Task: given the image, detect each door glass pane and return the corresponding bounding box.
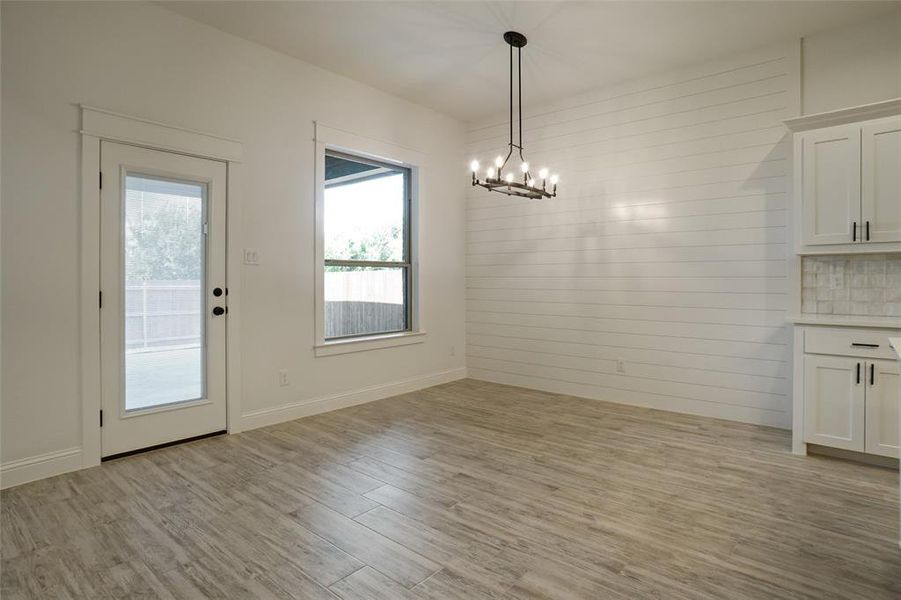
[124,174,206,411]
[324,266,407,338]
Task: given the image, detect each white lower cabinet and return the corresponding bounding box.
[803,355,866,451]
[864,359,900,458]
[799,327,901,459]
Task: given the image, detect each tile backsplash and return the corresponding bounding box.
[801,254,901,317]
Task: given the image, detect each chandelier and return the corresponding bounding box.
[470,31,557,200]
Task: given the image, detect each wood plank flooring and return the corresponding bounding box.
[2,379,899,598]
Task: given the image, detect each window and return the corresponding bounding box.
[323,150,412,340]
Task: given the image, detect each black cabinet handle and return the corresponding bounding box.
[870,363,875,386]
[852,222,857,241]
[865,221,870,241]
[856,362,861,384]
[851,342,880,348]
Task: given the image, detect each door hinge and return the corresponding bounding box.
[99,172,103,190]
[100,410,103,427]
[99,290,103,308]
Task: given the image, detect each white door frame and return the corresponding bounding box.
[79,106,243,468]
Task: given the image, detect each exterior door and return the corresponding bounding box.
[865,359,900,458]
[861,117,901,243]
[100,142,227,457]
[802,124,861,246]
[803,355,865,451]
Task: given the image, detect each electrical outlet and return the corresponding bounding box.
[616,359,626,373]
[278,369,289,386]
[244,248,260,265]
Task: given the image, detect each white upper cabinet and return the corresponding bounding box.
[802,124,861,246]
[788,100,901,252]
[861,117,901,244]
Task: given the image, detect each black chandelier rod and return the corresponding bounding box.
[503,41,525,172]
[509,41,513,156]
[518,41,523,162]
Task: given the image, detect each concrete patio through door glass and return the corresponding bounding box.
[125,346,202,410]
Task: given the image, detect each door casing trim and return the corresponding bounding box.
[80,106,244,469]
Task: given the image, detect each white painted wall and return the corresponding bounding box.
[465,43,800,428]
[0,2,466,477]
[802,8,901,115]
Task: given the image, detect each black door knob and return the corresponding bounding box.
[212,306,225,316]
[213,287,223,297]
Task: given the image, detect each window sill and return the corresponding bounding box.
[314,331,426,357]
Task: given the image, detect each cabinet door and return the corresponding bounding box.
[803,355,865,451]
[865,359,900,458]
[861,117,901,243]
[802,124,861,246]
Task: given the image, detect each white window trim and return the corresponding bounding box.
[313,122,425,357]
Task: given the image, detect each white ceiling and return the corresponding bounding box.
[160,1,900,122]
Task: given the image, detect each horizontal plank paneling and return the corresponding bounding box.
[465,323,787,362]
[466,334,789,378]
[469,56,789,138]
[466,368,790,428]
[465,43,799,428]
[467,262,787,278]
[466,346,786,393]
[467,191,787,224]
[467,226,787,253]
[465,300,788,327]
[465,311,787,344]
[466,276,788,294]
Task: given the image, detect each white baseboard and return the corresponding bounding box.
[238,367,468,432]
[0,447,84,490]
[0,369,466,489]
[467,370,791,430]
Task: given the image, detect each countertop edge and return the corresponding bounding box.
[889,338,901,359]
[786,315,901,329]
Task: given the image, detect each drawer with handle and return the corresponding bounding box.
[804,328,898,360]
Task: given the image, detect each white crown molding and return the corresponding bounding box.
[784,98,901,132]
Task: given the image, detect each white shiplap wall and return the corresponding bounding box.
[465,43,800,428]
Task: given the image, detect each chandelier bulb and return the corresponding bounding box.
[487,167,496,179]
[470,160,479,173]
[520,162,529,174]
[495,156,504,168]
[505,173,514,183]
[550,174,559,185]
[538,168,549,180]
[528,178,536,187]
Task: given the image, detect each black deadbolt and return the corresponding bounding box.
[213,287,223,297]
[212,306,225,316]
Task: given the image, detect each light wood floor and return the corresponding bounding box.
[2,379,899,599]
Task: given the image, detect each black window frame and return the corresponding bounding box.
[323,149,412,341]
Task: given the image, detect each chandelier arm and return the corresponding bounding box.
[501,146,514,173]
